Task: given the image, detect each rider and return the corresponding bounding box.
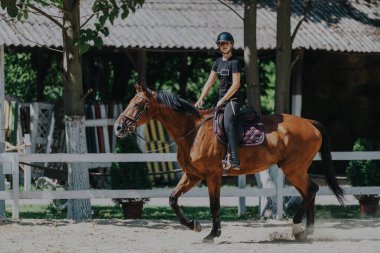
[195,32,243,170]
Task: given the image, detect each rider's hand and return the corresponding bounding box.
[216,98,225,108]
[194,99,203,108]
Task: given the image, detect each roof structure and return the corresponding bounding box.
[0,0,379,53]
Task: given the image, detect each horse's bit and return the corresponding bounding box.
[119,94,150,134]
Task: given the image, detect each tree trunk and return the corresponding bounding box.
[0,45,6,216]
[275,0,292,114]
[274,0,292,219]
[245,0,276,218]
[244,0,262,115]
[63,0,84,116]
[65,116,92,219]
[63,0,92,220]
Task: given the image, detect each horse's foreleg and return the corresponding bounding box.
[169,173,202,231]
[203,175,222,243]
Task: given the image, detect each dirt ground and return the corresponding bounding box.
[0,218,379,253]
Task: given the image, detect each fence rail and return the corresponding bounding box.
[1,152,380,219]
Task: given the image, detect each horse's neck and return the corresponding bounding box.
[154,108,198,144]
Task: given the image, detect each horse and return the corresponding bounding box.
[114,83,344,243]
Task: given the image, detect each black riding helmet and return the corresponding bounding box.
[216,32,234,45]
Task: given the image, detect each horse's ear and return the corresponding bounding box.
[134,83,152,98]
[134,83,143,93]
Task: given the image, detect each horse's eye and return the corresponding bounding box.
[134,104,140,108]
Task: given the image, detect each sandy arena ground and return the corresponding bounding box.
[0,218,379,253]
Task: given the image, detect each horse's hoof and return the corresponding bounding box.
[202,234,215,244]
[305,225,314,235]
[293,223,307,240]
[193,220,202,232]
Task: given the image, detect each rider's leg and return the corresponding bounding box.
[223,100,240,170]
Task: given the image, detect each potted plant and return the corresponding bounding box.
[346,138,380,215]
[111,135,151,219]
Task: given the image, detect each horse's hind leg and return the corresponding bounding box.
[291,177,319,237]
[169,173,202,231]
[282,162,319,239]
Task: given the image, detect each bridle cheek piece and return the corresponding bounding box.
[119,95,150,134]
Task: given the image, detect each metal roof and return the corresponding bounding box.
[0,0,379,53]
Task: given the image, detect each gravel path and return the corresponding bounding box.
[0,218,379,253]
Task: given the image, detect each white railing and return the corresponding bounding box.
[1,152,380,219]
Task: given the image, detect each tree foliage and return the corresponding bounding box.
[5,51,62,102]
[1,0,144,54]
[5,52,37,101]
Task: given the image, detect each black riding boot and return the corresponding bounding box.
[226,130,240,170]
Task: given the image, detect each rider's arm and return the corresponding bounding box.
[195,71,218,108]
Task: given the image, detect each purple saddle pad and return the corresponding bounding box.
[213,109,265,146]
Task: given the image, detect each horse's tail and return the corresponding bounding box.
[312,121,345,205]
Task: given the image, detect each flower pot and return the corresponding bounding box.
[121,201,144,219]
[359,198,379,216]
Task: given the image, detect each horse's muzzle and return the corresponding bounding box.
[114,121,136,138]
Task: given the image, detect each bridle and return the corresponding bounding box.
[119,94,150,134]
[117,93,216,153]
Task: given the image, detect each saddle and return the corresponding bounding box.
[213,107,265,146]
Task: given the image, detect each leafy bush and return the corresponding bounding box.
[110,135,151,204]
[346,138,380,199]
[5,52,37,101]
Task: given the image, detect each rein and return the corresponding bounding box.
[136,111,215,153]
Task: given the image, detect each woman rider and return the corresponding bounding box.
[195,32,243,171]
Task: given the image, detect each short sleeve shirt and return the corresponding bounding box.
[212,56,242,100]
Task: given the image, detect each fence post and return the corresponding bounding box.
[238,175,246,215]
[11,153,20,219]
[276,169,284,220]
[23,134,31,191]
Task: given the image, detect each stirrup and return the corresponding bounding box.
[222,154,240,171]
[222,154,231,171]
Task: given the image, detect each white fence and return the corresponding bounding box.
[1,152,380,219]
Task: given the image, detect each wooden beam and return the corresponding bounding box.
[137,49,147,85]
[125,50,138,70]
[291,49,304,116]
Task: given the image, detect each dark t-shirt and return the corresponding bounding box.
[212,56,242,100]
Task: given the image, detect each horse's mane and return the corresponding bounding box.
[156,90,201,117]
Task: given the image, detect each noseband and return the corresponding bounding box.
[119,95,150,134]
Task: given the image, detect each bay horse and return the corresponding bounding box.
[114,84,344,243]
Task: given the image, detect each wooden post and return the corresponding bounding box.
[11,153,20,219]
[0,45,6,216]
[23,134,32,191]
[275,165,284,220]
[137,49,147,85]
[238,175,246,215]
[291,49,304,117]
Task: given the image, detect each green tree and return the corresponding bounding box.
[4,52,37,101]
